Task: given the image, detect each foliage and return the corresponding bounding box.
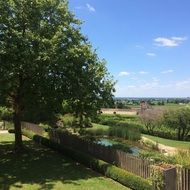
[86,123,109,136]
[58,114,78,128]
[95,114,139,123]
[163,107,190,140]
[141,138,159,151]
[150,166,165,190]
[58,113,93,129]
[86,122,141,141]
[171,149,190,169]
[139,108,165,135]
[0,0,114,150]
[22,130,152,190]
[0,107,13,121]
[39,123,51,132]
[92,114,141,141]
[108,122,140,141]
[139,150,169,163]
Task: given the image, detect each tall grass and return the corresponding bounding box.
[86,122,141,141]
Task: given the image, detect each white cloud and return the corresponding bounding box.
[140,82,158,89]
[152,77,159,82]
[75,3,96,12]
[118,71,130,77]
[127,85,136,88]
[135,45,144,49]
[115,78,190,97]
[130,77,138,80]
[154,36,187,47]
[161,70,174,74]
[86,3,95,12]
[139,71,149,74]
[146,52,156,57]
[176,79,190,88]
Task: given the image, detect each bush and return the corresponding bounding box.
[58,114,77,128]
[39,123,51,132]
[22,130,152,190]
[8,129,15,133]
[0,107,13,121]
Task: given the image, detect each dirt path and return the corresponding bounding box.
[142,136,177,155]
[0,130,8,134]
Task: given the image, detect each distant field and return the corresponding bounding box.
[101,104,187,115]
[101,109,137,115]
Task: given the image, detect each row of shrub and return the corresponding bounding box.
[86,122,141,141]
[93,115,141,141]
[140,126,177,140]
[22,129,152,190]
[95,114,139,124]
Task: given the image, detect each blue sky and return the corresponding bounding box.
[69,0,190,97]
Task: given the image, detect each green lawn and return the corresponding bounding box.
[143,134,190,149]
[0,133,130,190]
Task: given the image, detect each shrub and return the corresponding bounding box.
[39,123,51,132]
[22,130,152,190]
[93,114,141,141]
[8,129,15,133]
[58,114,78,128]
[171,150,190,169]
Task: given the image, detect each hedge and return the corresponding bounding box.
[22,129,152,190]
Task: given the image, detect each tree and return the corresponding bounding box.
[163,108,190,140]
[0,0,115,151]
[139,108,164,135]
[0,106,13,129]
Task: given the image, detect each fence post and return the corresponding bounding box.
[163,166,177,190]
[152,164,177,190]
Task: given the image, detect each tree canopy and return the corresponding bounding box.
[0,0,115,151]
[163,107,190,140]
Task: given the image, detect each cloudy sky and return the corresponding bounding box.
[69,0,190,97]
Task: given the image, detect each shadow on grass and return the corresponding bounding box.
[0,139,103,190]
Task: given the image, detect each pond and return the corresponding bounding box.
[97,138,141,156]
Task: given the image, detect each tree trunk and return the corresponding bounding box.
[13,102,23,152]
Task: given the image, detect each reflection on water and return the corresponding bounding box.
[97,138,140,156]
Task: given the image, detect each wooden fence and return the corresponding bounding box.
[48,129,153,179]
[177,167,190,190]
[21,121,44,136]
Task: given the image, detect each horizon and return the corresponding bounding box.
[69,0,190,97]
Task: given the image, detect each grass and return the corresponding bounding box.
[143,134,190,149]
[0,133,130,190]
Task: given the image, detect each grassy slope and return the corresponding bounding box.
[0,133,129,190]
[143,134,190,149]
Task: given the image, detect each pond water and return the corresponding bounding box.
[97,138,118,147]
[97,138,141,156]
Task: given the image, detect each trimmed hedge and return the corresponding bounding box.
[22,129,152,190]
